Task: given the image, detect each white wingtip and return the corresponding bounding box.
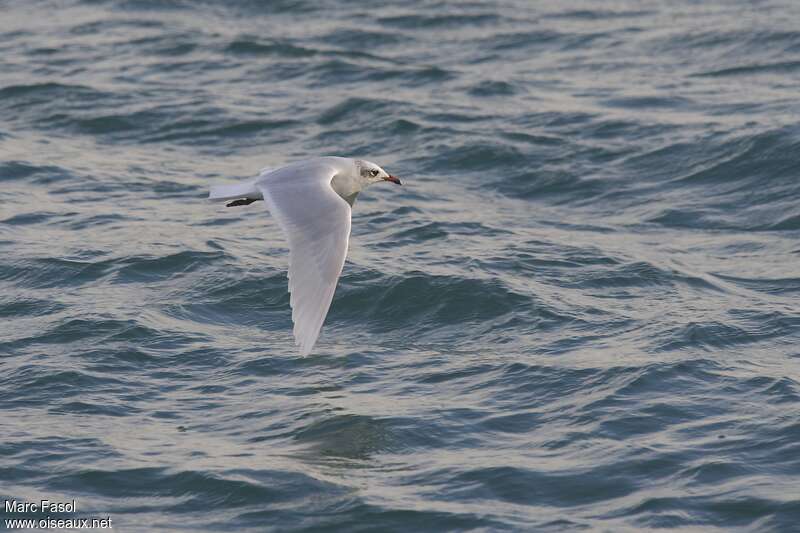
[254,159,352,358]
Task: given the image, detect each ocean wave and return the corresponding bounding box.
[3,0,800,530]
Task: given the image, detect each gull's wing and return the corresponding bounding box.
[255,161,351,355]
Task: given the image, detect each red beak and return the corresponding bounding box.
[384,174,402,185]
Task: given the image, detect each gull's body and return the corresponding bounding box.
[209,157,400,355]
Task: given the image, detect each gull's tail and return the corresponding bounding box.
[208,178,262,202]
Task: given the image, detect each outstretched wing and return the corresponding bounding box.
[256,161,352,355]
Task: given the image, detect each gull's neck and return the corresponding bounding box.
[328,158,362,206]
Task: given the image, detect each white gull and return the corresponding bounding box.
[209,156,401,355]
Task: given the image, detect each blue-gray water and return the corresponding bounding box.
[2,0,800,531]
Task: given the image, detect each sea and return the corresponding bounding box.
[1,0,799,531]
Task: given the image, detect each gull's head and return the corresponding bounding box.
[356,159,401,187]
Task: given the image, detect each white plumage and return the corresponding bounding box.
[209,157,401,355]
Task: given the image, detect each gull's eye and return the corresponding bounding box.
[370,169,379,177]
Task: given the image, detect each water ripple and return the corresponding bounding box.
[2,0,800,530]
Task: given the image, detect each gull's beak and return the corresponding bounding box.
[384,174,402,185]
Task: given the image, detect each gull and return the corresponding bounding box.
[209,157,401,355]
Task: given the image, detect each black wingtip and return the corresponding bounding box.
[226,198,260,207]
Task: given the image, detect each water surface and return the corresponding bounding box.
[2,0,800,531]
